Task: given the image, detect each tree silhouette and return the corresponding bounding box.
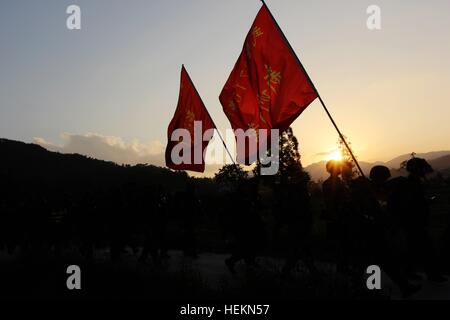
[337,135,357,181]
[253,127,309,184]
[400,152,417,170]
[214,164,248,192]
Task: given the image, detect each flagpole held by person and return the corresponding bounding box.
[260,0,365,178]
[220,1,365,177]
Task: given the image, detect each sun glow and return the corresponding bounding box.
[327,150,343,161]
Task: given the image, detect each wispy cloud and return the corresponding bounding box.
[314,149,339,157]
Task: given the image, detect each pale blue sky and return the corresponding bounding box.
[1,0,450,167]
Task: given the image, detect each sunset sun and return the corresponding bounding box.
[327,150,343,161]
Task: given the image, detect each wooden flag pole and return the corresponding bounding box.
[260,0,366,178]
[182,65,236,166]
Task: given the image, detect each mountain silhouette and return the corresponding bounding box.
[0,138,189,191]
[384,151,450,169]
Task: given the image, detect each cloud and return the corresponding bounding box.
[34,133,165,167]
[314,149,339,157]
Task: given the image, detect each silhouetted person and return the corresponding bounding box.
[109,188,127,262]
[225,180,265,274]
[443,215,450,275]
[340,161,375,269]
[361,166,422,297]
[155,186,170,259]
[139,186,170,264]
[76,192,98,261]
[48,191,71,258]
[322,160,352,272]
[26,194,51,255]
[278,177,315,277]
[179,181,201,258]
[387,157,446,282]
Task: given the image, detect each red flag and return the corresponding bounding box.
[165,66,215,173]
[219,4,318,145]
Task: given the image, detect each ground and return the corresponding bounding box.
[0,248,448,300]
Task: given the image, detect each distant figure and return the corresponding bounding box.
[138,187,158,264]
[180,180,201,258]
[109,188,127,262]
[322,160,352,272]
[322,160,351,220]
[341,160,356,184]
[225,180,265,274]
[387,157,446,282]
[443,216,450,275]
[278,177,315,277]
[139,185,170,264]
[155,185,170,259]
[72,192,93,261]
[369,166,391,205]
[363,166,422,297]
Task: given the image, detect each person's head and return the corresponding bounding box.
[370,165,391,186]
[341,161,354,181]
[406,157,433,178]
[326,160,342,177]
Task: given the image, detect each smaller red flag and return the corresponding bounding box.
[165,66,215,173]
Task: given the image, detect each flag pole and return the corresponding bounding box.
[182,65,236,165]
[260,0,366,178]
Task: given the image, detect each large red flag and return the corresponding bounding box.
[219,3,318,158]
[165,66,215,173]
